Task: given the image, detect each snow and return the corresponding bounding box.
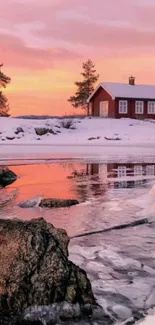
[1,117,155,160]
[88,82,155,101]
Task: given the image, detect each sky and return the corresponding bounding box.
[1,0,155,116]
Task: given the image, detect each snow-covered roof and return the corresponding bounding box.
[87,82,155,101]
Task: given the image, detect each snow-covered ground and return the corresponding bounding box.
[0,116,155,146]
[1,117,155,160]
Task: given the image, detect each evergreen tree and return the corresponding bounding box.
[0,64,11,117]
[68,59,99,115]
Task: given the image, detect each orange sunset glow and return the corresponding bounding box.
[1,0,155,116]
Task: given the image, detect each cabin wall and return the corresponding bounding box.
[90,86,155,119]
[115,99,155,119]
[90,87,115,117]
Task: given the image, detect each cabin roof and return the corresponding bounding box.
[87,82,155,101]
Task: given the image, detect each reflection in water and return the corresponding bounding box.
[1,162,155,205]
[0,161,155,236]
[107,162,155,188]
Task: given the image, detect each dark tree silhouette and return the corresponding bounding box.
[68,59,99,116]
[0,64,11,117]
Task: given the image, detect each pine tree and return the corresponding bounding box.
[68,59,99,115]
[0,64,11,117]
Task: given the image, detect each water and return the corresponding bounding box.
[1,158,155,323]
[0,160,155,234]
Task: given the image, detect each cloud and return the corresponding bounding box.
[1,0,155,56]
[33,19,155,54]
[0,33,81,69]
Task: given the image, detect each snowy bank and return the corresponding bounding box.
[1,117,155,159]
[0,116,155,145]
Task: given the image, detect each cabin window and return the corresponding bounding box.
[148,101,155,114]
[119,100,128,114]
[117,166,126,178]
[146,165,155,176]
[134,165,143,176]
[135,101,144,114]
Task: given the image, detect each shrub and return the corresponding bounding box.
[60,118,75,129]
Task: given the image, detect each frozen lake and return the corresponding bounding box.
[1,154,155,324]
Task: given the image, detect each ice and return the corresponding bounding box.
[129,185,155,218]
[97,249,141,270]
[69,244,103,260]
[137,313,155,325]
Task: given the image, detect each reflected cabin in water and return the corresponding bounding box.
[107,163,155,188]
[71,163,155,191]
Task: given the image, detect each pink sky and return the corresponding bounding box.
[1,0,155,116]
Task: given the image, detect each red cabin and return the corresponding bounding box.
[87,77,155,119]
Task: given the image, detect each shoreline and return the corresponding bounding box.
[1,143,155,162]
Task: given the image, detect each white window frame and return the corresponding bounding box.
[117,166,126,178]
[119,100,128,114]
[134,165,143,176]
[148,101,155,114]
[135,101,144,114]
[146,165,155,176]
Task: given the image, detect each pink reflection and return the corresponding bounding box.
[7,163,85,202]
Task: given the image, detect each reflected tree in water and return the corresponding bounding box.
[68,163,108,200]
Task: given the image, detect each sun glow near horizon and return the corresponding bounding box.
[1,0,155,116]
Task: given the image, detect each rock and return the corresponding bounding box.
[15,127,24,135]
[104,136,121,141]
[22,305,58,324]
[0,167,17,187]
[20,302,106,324]
[0,218,96,316]
[59,302,75,320]
[88,137,100,141]
[18,196,41,208]
[49,129,56,135]
[35,128,56,136]
[35,128,49,136]
[6,136,15,140]
[39,198,79,208]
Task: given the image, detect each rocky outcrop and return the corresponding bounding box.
[14,127,24,135]
[0,167,17,187]
[0,218,96,322]
[35,128,56,136]
[39,198,79,208]
[35,127,49,136]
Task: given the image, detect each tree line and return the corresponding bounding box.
[0,59,99,117]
